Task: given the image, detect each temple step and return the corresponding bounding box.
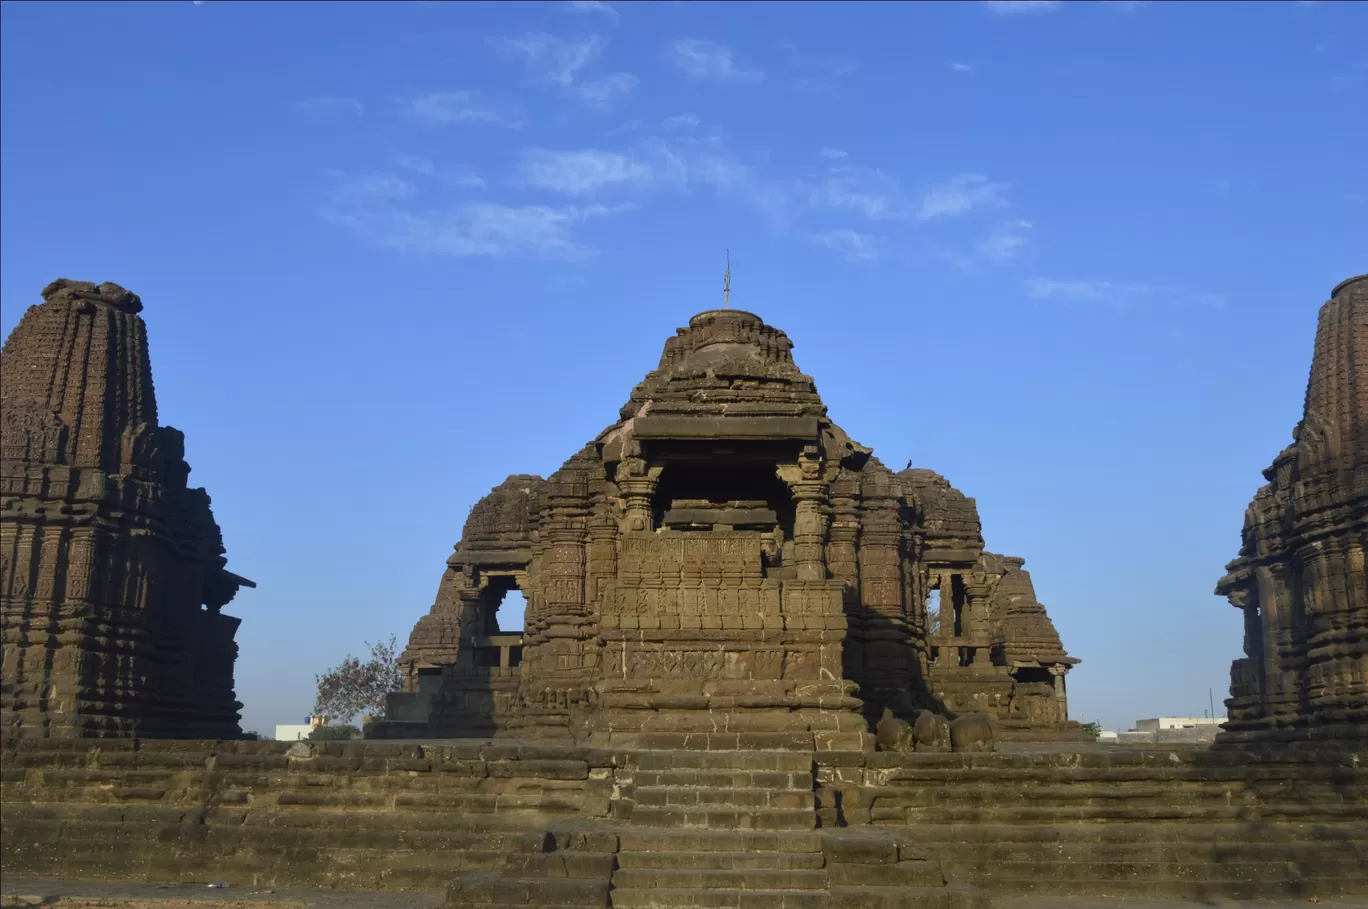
[826,885,990,909]
[628,806,817,830]
[634,788,815,810]
[827,860,946,888]
[634,770,812,789]
[636,751,814,772]
[607,887,828,909]
[611,868,828,891]
[618,831,825,854]
[615,851,826,871]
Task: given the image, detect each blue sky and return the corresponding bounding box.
[2,0,1364,735]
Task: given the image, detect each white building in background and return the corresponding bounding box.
[1134,716,1226,732]
[274,715,325,741]
[1116,715,1228,745]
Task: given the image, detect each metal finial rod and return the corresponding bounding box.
[723,249,731,309]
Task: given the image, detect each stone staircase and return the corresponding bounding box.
[866,752,1368,899]
[612,829,828,909]
[445,751,989,909]
[625,750,818,831]
[894,820,1368,899]
[609,751,827,908]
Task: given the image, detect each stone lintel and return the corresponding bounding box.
[632,415,820,441]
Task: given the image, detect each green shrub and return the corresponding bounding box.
[308,724,361,741]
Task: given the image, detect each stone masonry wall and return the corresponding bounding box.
[0,739,617,889]
[815,749,1368,898]
[2,740,1366,899]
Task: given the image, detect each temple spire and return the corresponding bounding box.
[723,249,731,309]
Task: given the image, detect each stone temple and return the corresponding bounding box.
[0,280,254,739]
[379,307,1081,745]
[1215,273,1367,749]
[3,278,1367,908]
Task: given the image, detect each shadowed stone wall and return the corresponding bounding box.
[1,280,254,739]
[386,309,1083,745]
[1,739,1364,899]
[1216,274,1368,748]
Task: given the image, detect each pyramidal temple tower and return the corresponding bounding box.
[1216,274,1368,748]
[0,280,254,739]
[380,307,1082,746]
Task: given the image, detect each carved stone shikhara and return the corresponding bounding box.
[0,280,254,739]
[1215,275,1368,748]
[381,308,1081,745]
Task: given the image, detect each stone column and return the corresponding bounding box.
[790,481,829,580]
[1049,664,1069,720]
[1254,562,1301,724]
[616,456,662,533]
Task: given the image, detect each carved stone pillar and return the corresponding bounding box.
[1049,664,1068,720]
[790,482,828,580]
[616,455,662,533]
[779,446,830,581]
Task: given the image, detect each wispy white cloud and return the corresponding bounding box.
[1026,278,1226,309]
[1026,279,1143,304]
[395,155,486,188]
[499,32,637,110]
[937,219,1033,270]
[406,91,522,127]
[519,148,653,195]
[295,96,364,117]
[975,232,1028,263]
[443,170,488,190]
[917,174,1009,220]
[327,172,417,204]
[567,0,619,20]
[327,170,621,260]
[812,229,884,262]
[662,113,700,131]
[820,147,849,159]
[514,136,777,217]
[671,39,764,84]
[808,166,907,220]
[510,134,791,224]
[570,72,639,109]
[779,40,856,94]
[374,204,615,260]
[984,0,1062,12]
[502,32,602,85]
[396,154,434,176]
[950,62,974,72]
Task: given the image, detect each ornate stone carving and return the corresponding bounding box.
[1214,274,1367,749]
[0,401,68,465]
[1,280,254,739]
[380,307,1080,747]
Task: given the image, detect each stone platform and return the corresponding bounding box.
[2,739,1366,905]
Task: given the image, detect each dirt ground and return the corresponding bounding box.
[3,878,1367,909]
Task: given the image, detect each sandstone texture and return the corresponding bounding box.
[1,738,1364,903]
[382,309,1081,745]
[0,280,254,739]
[1216,275,1368,749]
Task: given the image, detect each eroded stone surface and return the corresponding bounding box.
[381,308,1081,745]
[0,280,254,739]
[1215,275,1368,748]
[2,739,1365,900]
